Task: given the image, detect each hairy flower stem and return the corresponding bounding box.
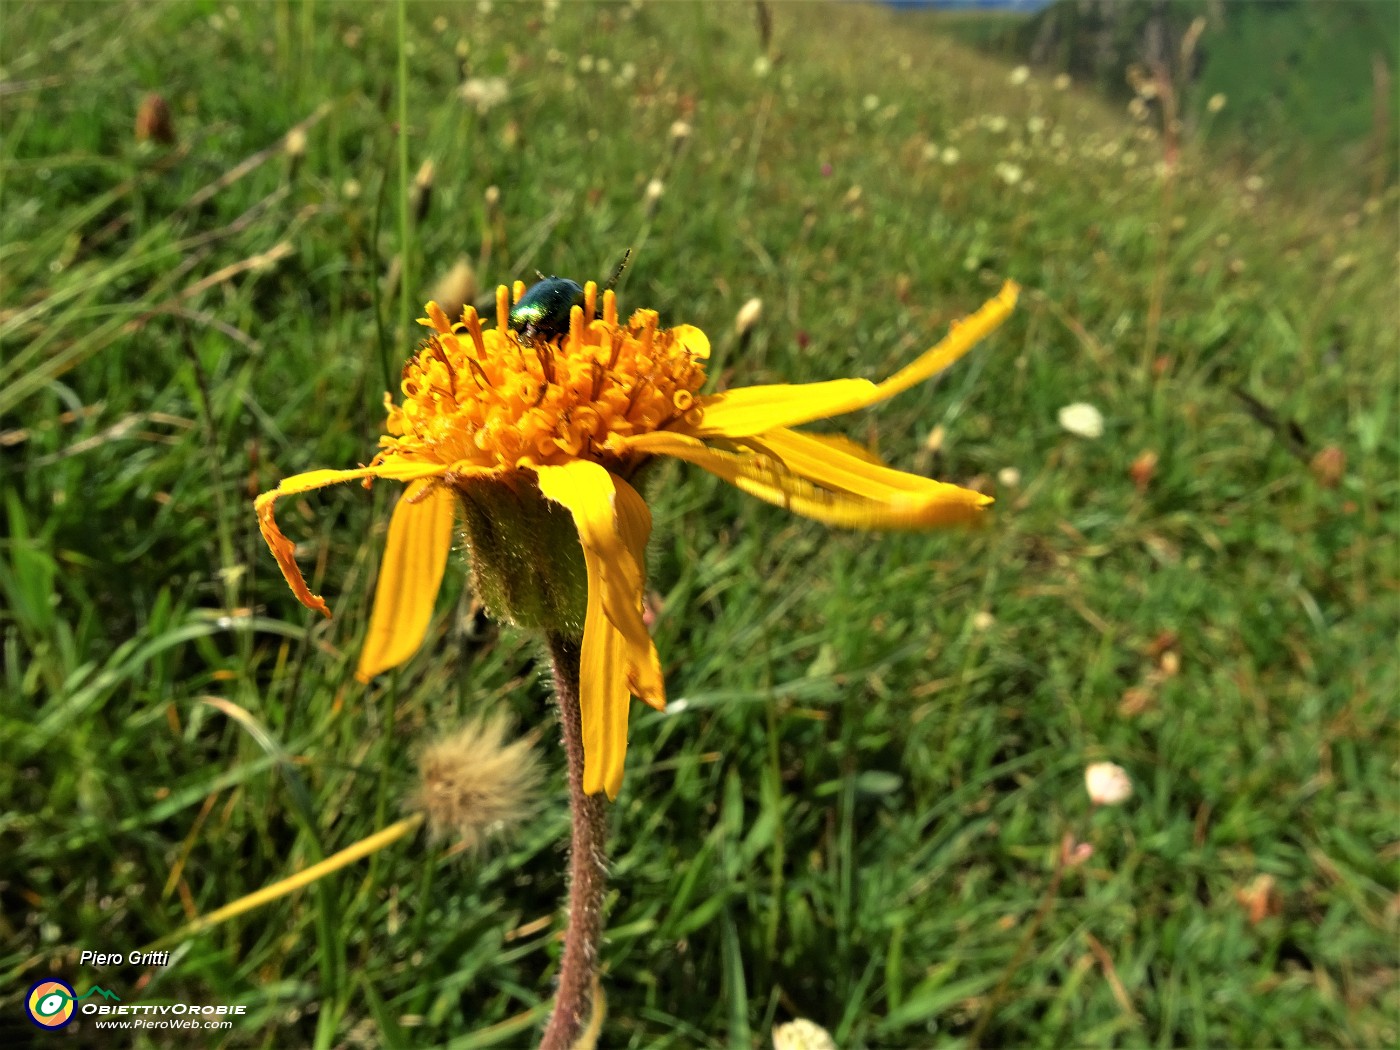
[540,635,608,1050]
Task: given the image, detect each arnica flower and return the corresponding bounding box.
[257,279,1018,799]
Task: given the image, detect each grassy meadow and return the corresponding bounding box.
[2,1,1396,1047]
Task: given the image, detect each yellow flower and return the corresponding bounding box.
[256,279,1018,799]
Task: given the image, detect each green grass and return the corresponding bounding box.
[2,1,1396,1047]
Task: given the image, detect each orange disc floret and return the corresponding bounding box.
[374,285,709,473]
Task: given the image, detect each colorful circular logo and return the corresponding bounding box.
[26,980,77,1029]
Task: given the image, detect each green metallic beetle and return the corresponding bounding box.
[508,249,631,344]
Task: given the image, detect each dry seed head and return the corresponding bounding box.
[428,256,479,321]
[734,297,763,336]
[412,158,437,224]
[135,92,176,145]
[415,158,437,191]
[644,177,665,215]
[415,715,541,849]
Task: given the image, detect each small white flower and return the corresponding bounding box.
[753,55,772,78]
[997,466,1021,488]
[1085,762,1133,806]
[1009,65,1031,86]
[995,161,1024,186]
[644,178,665,204]
[1053,73,1072,91]
[1207,92,1227,113]
[773,1019,837,1050]
[940,146,960,165]
[863,93,880,112]
[459,76,509,114]
[1058,402,1104,439]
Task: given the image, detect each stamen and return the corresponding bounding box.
[466,358,493,391]
[463,306,486,358]
[535,343,555,384]
[495,285,510,333]
[426,301,452,333]
[602,289,617,327]
[512,279,526,305]
[583,280,597,325]
[623,374,653,419]
[430,340,458,397]
[569,304,584,350]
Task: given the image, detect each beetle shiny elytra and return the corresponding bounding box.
[508,249,631,344]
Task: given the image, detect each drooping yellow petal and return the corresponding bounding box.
[575,555,630,799]
[535,461,663,798]
[355,480,457,683]
[683,281,1019,439]
[255,460,458,617]
[623,431,991,529]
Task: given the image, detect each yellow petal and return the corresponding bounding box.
[355,481,457,683]
[255,460,451,617]
[873,280,1019,402]
[683,281,1018,439]
[745,429,945,499]
[624,431,991,529]
[669,323,711,360]
[684,378,880,440]
[796,431,891,468]
[535,461,664,798]
[576,564,630,798]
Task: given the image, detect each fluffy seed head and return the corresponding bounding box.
[415,715,541,848]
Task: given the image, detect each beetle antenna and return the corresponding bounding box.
[533,270,548,282]
[604,248,632,292]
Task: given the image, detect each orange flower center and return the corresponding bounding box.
[377,284,708,472]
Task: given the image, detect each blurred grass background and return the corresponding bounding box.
[1,1,1396,1047]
